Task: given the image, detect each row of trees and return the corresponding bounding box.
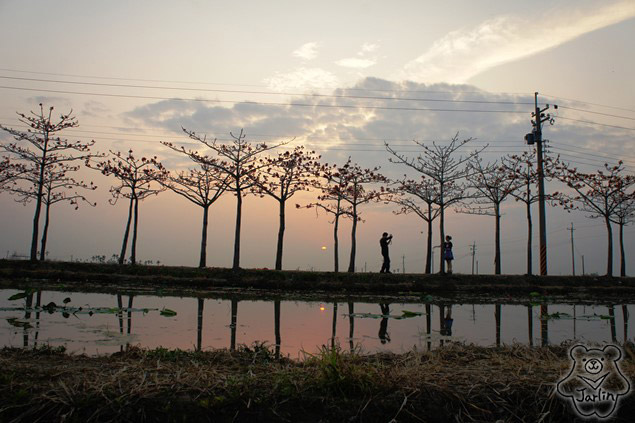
[1,105,634,275]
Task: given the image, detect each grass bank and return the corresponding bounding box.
[2,342,633,422]
[1,259,634,302]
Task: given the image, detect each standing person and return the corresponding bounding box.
[379,232,393,273]
[443,235,454,274]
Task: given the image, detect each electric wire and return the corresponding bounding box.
[0,85,529,114]
[0,75,534,106]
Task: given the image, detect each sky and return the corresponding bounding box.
[0,0,634,276]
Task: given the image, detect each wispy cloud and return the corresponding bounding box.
[293,42,319,61]
[399,0,635,84]
[336,42,379,69]
[264,67,339,91]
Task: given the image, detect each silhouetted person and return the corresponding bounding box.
[443,235,454,274]
[379,232,393,273]
[379,303,391,344]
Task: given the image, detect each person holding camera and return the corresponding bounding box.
[379,232,393,273]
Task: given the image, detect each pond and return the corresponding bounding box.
[1,289,632,357]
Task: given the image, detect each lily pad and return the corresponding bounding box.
[160,308,177,317]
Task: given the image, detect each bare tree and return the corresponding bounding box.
[501,152,539,275]
[182,128,288,270]
[87,150,165,265]
[551,160,634,276]
[0,104,95,260]
[460,157,520,275]
[388,177,441,274]
[386,134,484,273]
[160,142,231,268]
[335,158,386,273]
[302,163,353,273]
[609,179,635,277]
[255,146,322,270]
[10,162,96,260]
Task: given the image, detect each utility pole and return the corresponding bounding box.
[402,255,406,274]
[470,242,477,275]
[582,255,585,276]
[568,223,575,276]
[526,92,556,276]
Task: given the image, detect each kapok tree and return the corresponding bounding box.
[254,146,322,270]
[336,158,386,273]
[88,150,165,265]
[500,151,540,275]
[182,128,288,270]
[160,142,231,268]
[386,133,484,273]
[10,162,96,260]
[388,176,442,274]
[461,156,520,275]
[0,104,95,260]
[302,163,353,273]
[610,188,634,277]
[0,156,27,189]
[551,160,634,276]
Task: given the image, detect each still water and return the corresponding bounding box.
[1,289,632,357]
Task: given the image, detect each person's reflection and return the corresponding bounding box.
[378,303,391,344]
[440,305,453,337]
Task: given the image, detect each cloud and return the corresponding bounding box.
[122,76,633,179]
[292,42,319,61]
[336,42,379,69]
[335,57,376,69]
[399,0,635,84]
[264,67,339,91]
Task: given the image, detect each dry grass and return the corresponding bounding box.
[2,342,634,422]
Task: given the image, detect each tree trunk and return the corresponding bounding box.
[232,191,242,271]
[619,222,625,277]
[495,204,501,275]
[275,200,285,270]
[333,198,341,273]
[118,197,134,265]
[199,205,209,268]
[605,216,613,276]
[39,201,52,261]
[347,204,357,273]
[130,197,139,265]
[30,146,48,261]
[425,206,433,274]
[439,191,445,274]
[526,200,533,275]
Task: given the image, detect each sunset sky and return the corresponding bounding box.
[0,0,633,275]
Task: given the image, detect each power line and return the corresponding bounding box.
[0,85,529,114]
[0,75,535,107]
[550,146,635,167]
[557,105,635,121]
[0,67,532,96]
[556,115,635,131]
[542,93,635,114]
